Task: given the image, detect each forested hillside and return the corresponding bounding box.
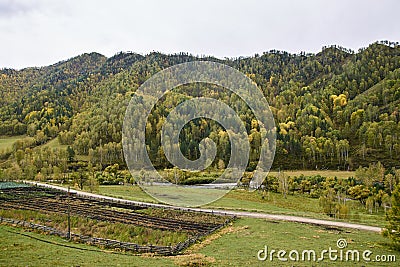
[1,40,399,177]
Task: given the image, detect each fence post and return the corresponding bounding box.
[67,186,71,240]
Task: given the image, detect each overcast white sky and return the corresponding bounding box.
[0,0,399,69]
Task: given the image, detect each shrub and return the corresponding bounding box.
[384,184,400,248]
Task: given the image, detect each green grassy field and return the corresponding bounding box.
[205,189,389,227]
[196,218,399,266]
[1,218,398,266]
[0,224,173,267]
[85,184,387,227]
[97,185,157,202]
[0,136,25,151]
[41,138,67,149]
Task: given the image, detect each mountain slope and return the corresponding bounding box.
[0,41,399,170]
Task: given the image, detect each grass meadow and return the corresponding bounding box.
[0,136,25,151]
[1,217,398,266]
[80,183,387,227]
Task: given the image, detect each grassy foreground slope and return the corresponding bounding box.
[0,225,173,267]
[197,218,399,266]
[1,218,399,266]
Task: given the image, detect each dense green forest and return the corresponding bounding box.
[1,40,400,179]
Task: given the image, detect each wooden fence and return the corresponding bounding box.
[0,216,234,255]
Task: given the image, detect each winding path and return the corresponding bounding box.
[23,181,382,232]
